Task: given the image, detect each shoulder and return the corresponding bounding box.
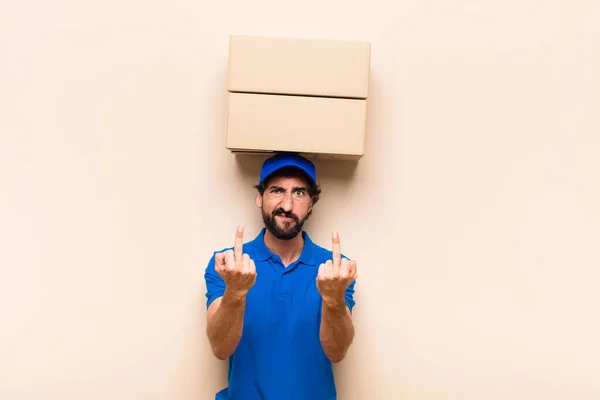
[205,246,231,264]
[309,241,352,263]
[205,239,256,267]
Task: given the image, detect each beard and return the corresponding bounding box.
[262,206,308,240]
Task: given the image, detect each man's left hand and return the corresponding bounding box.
[316,232,357,306]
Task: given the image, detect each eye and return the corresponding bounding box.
[295,190,305,196]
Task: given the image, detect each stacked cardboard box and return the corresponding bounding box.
[225,35,371,160]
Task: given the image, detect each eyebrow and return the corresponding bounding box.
[268,185,307,192]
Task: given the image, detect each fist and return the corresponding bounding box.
[316,232,357,302]
[215,225,257,295]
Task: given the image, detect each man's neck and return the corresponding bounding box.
[264,229,304,267]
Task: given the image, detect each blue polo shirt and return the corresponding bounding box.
[204,228,356,400]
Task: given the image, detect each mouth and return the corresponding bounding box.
[274,212,298,223]
[276,215,295,221]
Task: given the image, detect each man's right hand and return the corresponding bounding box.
[215,225,257,295]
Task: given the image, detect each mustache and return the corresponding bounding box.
[272,208,299,222]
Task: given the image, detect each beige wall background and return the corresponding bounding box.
[2,0,599,399]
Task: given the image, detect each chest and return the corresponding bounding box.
[243,261,322,334]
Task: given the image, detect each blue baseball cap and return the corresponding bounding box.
[259,152,317,186]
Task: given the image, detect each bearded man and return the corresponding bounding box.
[204,152,358,400]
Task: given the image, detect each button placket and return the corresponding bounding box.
[280,269,290,297]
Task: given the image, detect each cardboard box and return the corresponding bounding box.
[226,92,367,160]
[227,35,371,99]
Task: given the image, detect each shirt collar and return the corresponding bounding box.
[253,228,316,266]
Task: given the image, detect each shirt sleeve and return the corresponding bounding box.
[345,279,356,313]
[204,251,226,309]
[340,253,357,313]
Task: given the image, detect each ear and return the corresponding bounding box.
[255,193,263,208]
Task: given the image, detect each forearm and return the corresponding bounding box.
[207,289,247,360]
[319,296,354,363]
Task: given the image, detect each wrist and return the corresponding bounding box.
[321,295,346,312]
[223,287,248,305]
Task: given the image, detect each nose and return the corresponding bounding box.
[281,192,293,211]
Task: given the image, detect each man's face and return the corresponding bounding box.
[256,175,314,240]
